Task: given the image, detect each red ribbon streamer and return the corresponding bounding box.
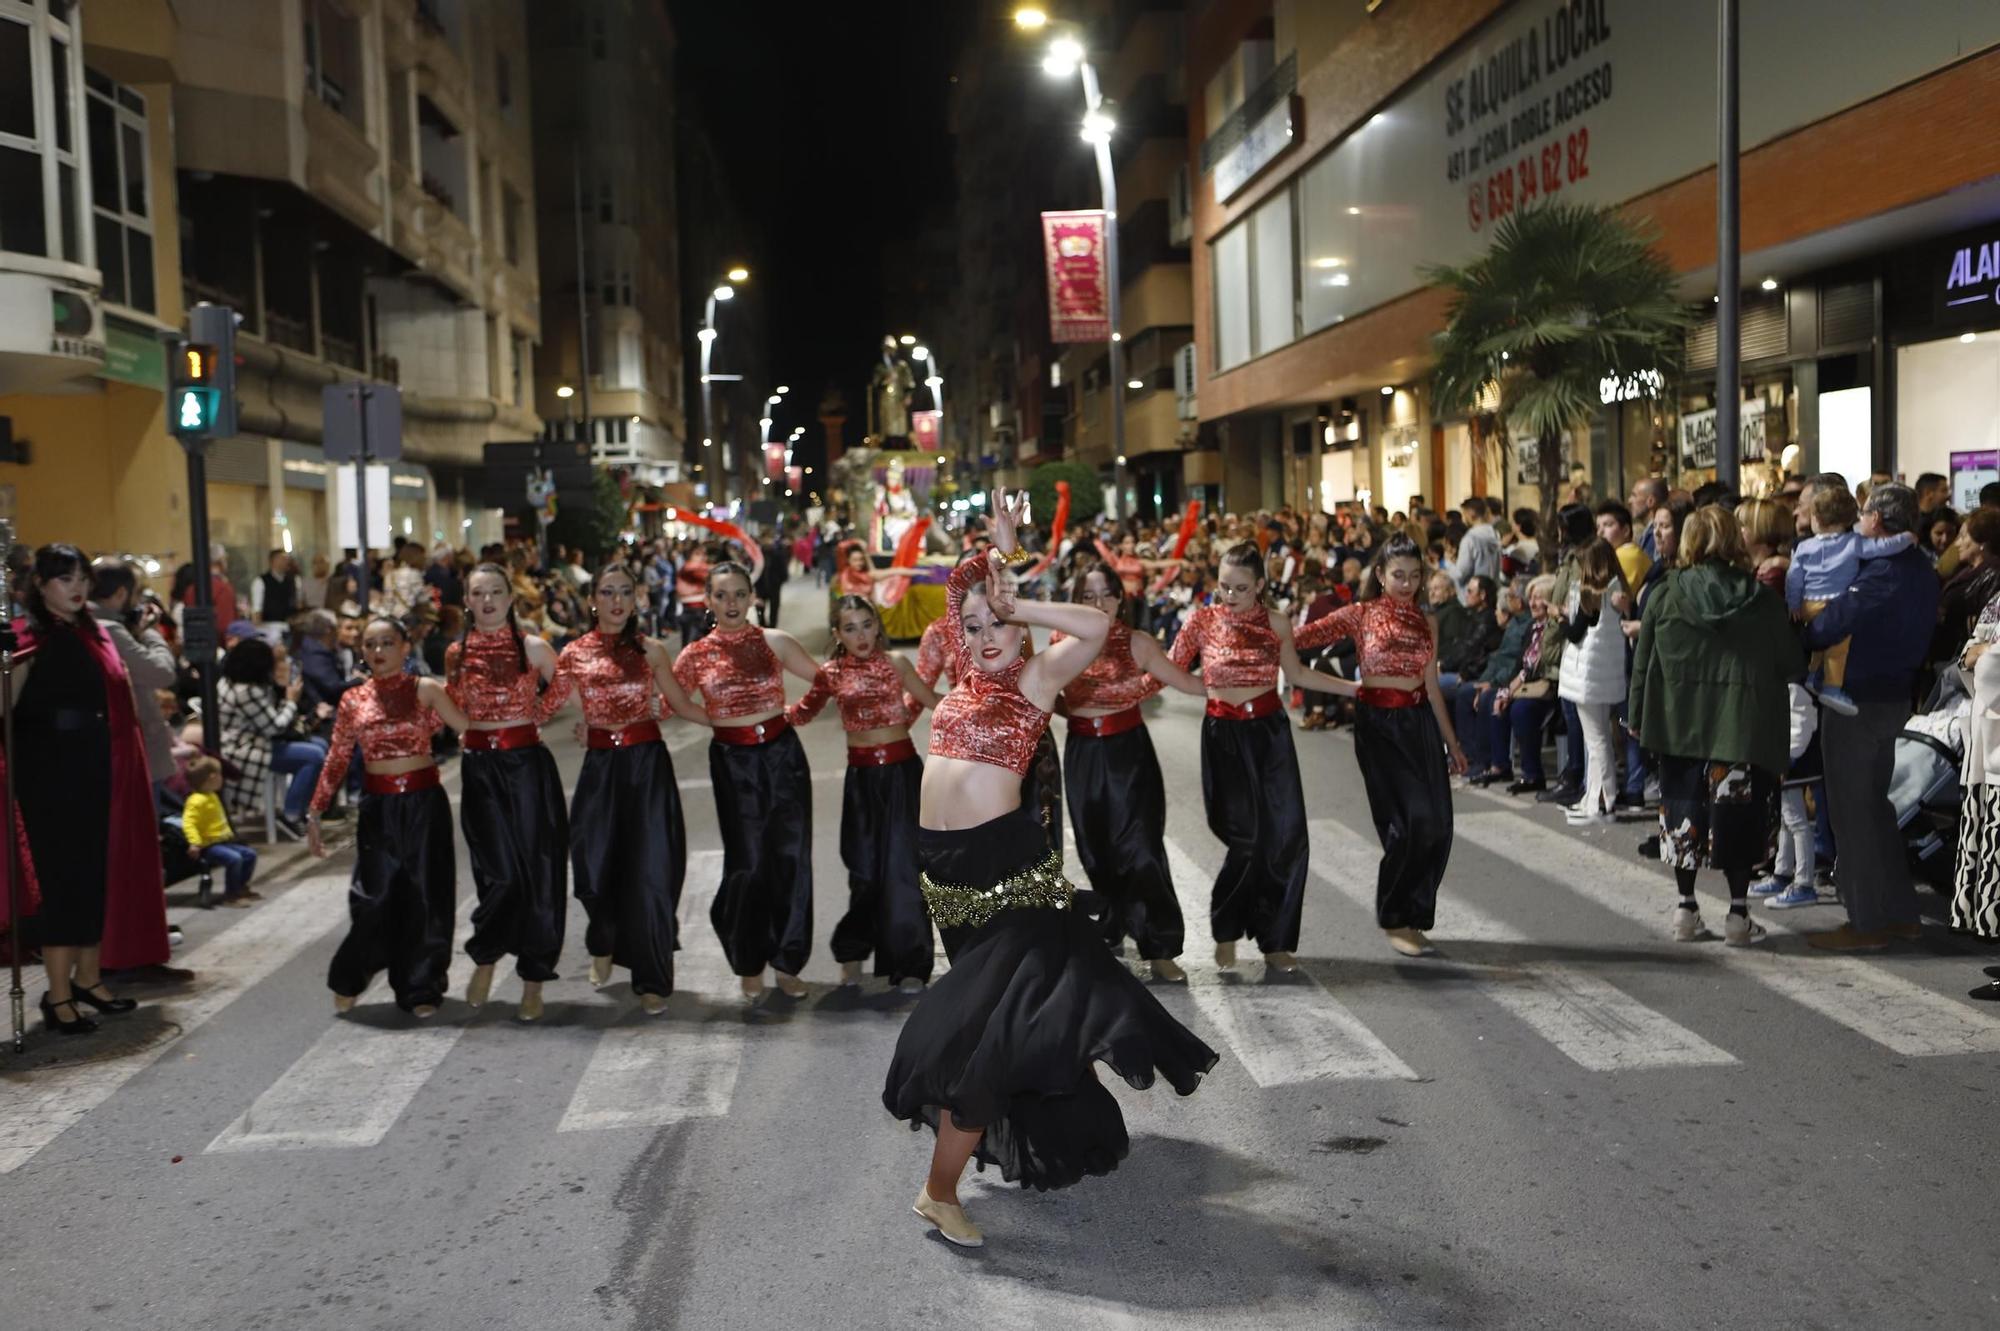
[670,510,764,581]
[878,517,933,606]
[1021,481,1074,581]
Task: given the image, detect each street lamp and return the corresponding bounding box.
[726,266,750,283]
[1025,19,1128,518]
[699,266,749,500]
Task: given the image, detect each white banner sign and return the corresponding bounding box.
[335,464,393,549]
[1678,398,1766,470]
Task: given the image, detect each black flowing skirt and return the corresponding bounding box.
[329,784,456,1011]
[882,808,1218,1192]
[1021,727,1063,854]
[16,710,110,947]
[709,727,814,978]
[834,754,934,983]
[1199,710,1309,953]
[461,744,569,980]
[1353,702,1454,930]
[571,740,686,997]
[1064,724,1185,960]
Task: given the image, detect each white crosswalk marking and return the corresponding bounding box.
[1156,836,1419,1084]
[1,874,354,1174]
[556,850,747,1132]
[1457,812,2000,1058]
[1307,819,1737,1072]
[206,890,482,1154]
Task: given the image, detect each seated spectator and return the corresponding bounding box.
[181,756,260,907]
[1436,573,1502,708]
[1459,575,1546,784]
[217,636,330,836]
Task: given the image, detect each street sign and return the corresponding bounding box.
[181,605,217,668]
[323,382,403,462]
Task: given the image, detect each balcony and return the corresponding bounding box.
[301,92,382,234]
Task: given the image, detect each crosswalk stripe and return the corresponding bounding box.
[1307,819,1737,1072]
[1456,812,2000,1058]
[0,874,354,1174]
[556,850,747,1132]
[206,890,482,1154]
[1156,836,1419,1085]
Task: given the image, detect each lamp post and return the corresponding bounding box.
[1021,14,1127,518]
[698,267,748,503]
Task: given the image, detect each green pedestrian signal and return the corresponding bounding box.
[175,386,219,432]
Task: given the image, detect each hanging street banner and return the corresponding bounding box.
[1042,210,1112,343]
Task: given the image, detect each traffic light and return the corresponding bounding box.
[172,301,240,441]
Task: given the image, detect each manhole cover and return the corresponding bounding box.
[0,1011,186,1072]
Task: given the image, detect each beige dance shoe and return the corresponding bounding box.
[517,982,544,1022]
[774,971,808,999]
[639,993,667,1016]
[1263,951,1299,973]
[740,973,767,1001]
[1149,958,1187,983]
[465,964,495,1009]
[411,1004,439,1019]
[839,960,864,988]
[897,977,926,996]
[1214,941,1237,969]
[913,1187,984,1248]
[589,955,614,988]
[332,993,357,1015]
[1383,928,1436,957]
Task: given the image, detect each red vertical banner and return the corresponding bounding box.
[911,409,941,453]
[1042,210,1112,343]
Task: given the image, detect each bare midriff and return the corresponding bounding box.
[1360,675,1423,691]
[848,724,911,748]
[919,754,1025,830]
[712,707,785,728]
[364,754,436,776]
[1207,684,1274,706]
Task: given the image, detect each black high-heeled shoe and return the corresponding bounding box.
[40,994,99,1035]
[70,982,137,1014]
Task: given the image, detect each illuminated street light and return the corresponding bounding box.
[1013,6,1048,29]
[911,345,930,362]
[696,327,717,343]
[713,285,734,301]
[759,417,773,430]
[726,266,750,282]
[925,376,942,389]
[1081,107,1115,144]
[899,334,916,346]
[1126,378,1142,389]
[555,385,574,399]
[775,384,790,395]
[1380,385,1396,396]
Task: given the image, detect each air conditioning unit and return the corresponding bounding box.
[1173,343,1198,420]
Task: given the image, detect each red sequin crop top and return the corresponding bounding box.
[540,630,658,729]
[671,625,787,721]
[310,675,442,812]
[915,615,959,690]
[926,558,1046,776]
[1167,604,1281,689]
[786,652,917,732]
[1293,596,1434,676]
[445,628,541,723]
[1056,621,1161,712]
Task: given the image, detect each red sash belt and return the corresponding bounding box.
[1205,690,1281,721]
[363,766,442,795]
[847,738,917,767]
[712,715,791,747]
[1358,685,1426,709]
[461,723,542,751]
[1067,706,1145,738]
[586,720,663,749]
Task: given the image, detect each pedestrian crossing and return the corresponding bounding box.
[7,800,1997,1175]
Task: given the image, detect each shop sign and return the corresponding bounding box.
[1939,233,2000,323]
[1951,450,1998,513]
[1215,96,1301,203]
[1041,210,1111,343]
[1599,367,1663,404]
[1678,398,1765,469]
[100,317,165,390]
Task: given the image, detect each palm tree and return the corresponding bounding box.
[1425,202,1689,530]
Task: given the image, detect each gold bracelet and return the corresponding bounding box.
[1001,548,1033,566]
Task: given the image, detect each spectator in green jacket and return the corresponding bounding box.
[1629,505,1803,948]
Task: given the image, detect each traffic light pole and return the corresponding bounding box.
[354,384,373,614]
[180,430,221,755]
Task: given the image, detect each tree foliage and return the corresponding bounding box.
[1027,460,1104,529]
[544,469,627,565]
[1425,202,1689,525]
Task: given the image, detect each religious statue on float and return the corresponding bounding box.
[871,454,923,555]
[867,335,915,444]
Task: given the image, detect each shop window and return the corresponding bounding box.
[86,70,153,312]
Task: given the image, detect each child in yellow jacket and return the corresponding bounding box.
[184,757,260,907]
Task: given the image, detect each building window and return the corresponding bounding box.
[1211,190,1297,371]
[85,69,151,310]
[302,0,363,127]
[1,4,88,265]
[501,185,522,266]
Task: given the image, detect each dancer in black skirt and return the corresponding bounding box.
[1296,533,1468,956]
[538,563,710,1013]
[884,490,1217,1249]
[673,562,825,1000]
[308,617,471,1017]
[1166,542,1352,972]
[1056,560,1206,982]
[446,564,565,1020]
[787,595,941,991]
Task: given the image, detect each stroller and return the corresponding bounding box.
[1891,671,1969,888]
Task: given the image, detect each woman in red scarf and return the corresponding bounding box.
[7,544,167,1034]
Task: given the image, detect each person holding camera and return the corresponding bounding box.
[89,560,181,808]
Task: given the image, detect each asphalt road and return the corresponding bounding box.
[4,577,1997,1330]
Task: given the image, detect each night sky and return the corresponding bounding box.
[668,1,974,472]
